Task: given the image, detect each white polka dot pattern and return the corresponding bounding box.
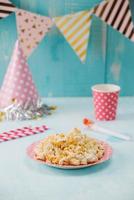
[93,91,119,121]
[0,40,38,108]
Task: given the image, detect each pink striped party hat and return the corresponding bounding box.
[0,40,39,109]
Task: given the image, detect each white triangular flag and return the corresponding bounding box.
[94,0,134,41]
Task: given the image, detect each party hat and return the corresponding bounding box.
[0,40,39,109]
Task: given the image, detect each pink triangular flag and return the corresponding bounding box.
[15,9,53,57]
[0,40,39,108]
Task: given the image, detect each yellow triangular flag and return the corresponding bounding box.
[53,10,93,63]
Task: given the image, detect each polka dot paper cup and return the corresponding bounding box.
[92,84,120,121]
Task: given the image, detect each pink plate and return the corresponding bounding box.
[26,140,113,169]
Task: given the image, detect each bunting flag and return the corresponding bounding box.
[15,9,53,58]
[94,0,134,42]
[53,10,93,63]
[0,0,16,19]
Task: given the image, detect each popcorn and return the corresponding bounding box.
[35,128,105,166]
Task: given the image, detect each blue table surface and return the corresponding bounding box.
[0,97,134,200]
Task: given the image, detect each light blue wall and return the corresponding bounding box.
[0,0,134,97]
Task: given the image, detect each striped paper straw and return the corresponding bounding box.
[0,125,48,143]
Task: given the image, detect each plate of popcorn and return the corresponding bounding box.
[27,128,112,169]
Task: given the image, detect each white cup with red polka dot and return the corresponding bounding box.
[92,84,120,121]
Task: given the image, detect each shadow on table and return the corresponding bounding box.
[117,113,134,121]
[25,157,112,177]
